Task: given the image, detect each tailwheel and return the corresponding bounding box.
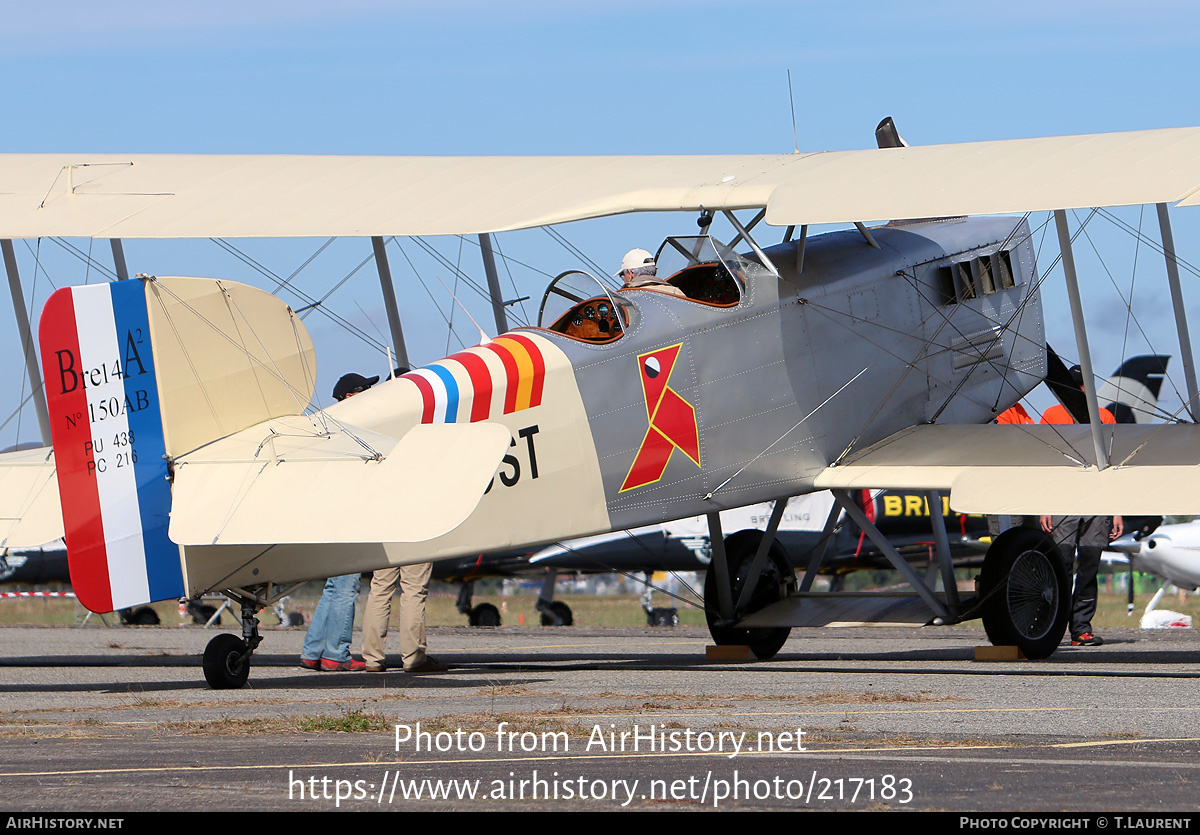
[979,527,1069,659]
[202,596,263,688]
[704,530,793,659]
[203,633,251,689]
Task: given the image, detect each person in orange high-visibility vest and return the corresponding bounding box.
[995,403,1034,425]
[990,403,1035,534]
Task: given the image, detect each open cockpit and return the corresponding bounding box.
[536,235,751,342]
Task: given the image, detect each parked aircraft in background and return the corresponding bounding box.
[1109,520,1200,592]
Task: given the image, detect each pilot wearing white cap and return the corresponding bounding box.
[616,248,684,296]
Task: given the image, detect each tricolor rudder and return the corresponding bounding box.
[38,281,183,613]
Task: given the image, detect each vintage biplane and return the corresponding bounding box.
[2,121,1200,687]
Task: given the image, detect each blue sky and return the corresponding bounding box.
[2,1,1199,446]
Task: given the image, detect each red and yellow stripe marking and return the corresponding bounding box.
[404,333,547,424]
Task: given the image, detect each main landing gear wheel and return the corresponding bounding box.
[469,603,501,627]
[540,600,573,626]
[979,527,1070,659]
[704,530,793,660]
[203,633,251,689]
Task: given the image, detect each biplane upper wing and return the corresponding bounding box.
[0,127,1198,237]
[813,424,1200,516]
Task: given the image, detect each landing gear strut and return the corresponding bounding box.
[704,529,794,659]
[202,597,263,689]
[534,570,573,625]
[457,582,503,627]
[641,572,679,626]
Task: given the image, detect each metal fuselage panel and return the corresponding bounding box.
[556,217,1044,533]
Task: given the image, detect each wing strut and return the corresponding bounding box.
[1,240,50,445]
[1156,203,1200,421]
[371,236,411,370]
[109,239,130,281]
[722,211,779,277]
[927,490,960,609]
[478,233,509,335]
[1054,210,1109,469]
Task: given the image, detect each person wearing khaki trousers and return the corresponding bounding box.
[361,562,447,673]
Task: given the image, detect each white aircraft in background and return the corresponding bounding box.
[1109,521,1200,592]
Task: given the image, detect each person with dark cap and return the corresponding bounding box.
[298,372,379,671]
[332,372,380,402]
[1038,365,1122,647]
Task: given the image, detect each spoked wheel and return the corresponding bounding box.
[979,527,1069,659]
[203,633,251,689]
[704,530,793,659]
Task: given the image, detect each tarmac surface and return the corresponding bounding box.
[1,622,1199,812]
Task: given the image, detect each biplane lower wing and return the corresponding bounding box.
[814,424,1200,516]
[168,420,512,546]
[0,446,63,550]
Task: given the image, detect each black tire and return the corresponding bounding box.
[648,607,679,627]
[469,603,501,627]
[190,603,221,626]
[202,633,251,689]
[286,611,306,628]
[125,606,159,625]
[704,530,793,659]
[540,600,573,626]
[979,527,1069,659]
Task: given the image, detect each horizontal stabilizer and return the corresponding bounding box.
[814,424,1200,515]
[169,420,512,545]
[0,447,63,549]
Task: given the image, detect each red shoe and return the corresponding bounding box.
[300,658,320,670]
[1071,632,1104,647]
[320,657,367,671]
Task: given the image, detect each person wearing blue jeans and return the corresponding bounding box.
[299,372,379,672]
[300,573,364,671]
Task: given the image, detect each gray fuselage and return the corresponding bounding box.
[538,216,1045,531]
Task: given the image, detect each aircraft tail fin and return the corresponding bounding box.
[1097,355,1170,424]
[37,276,316,612]
[1045,345,1170,424]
